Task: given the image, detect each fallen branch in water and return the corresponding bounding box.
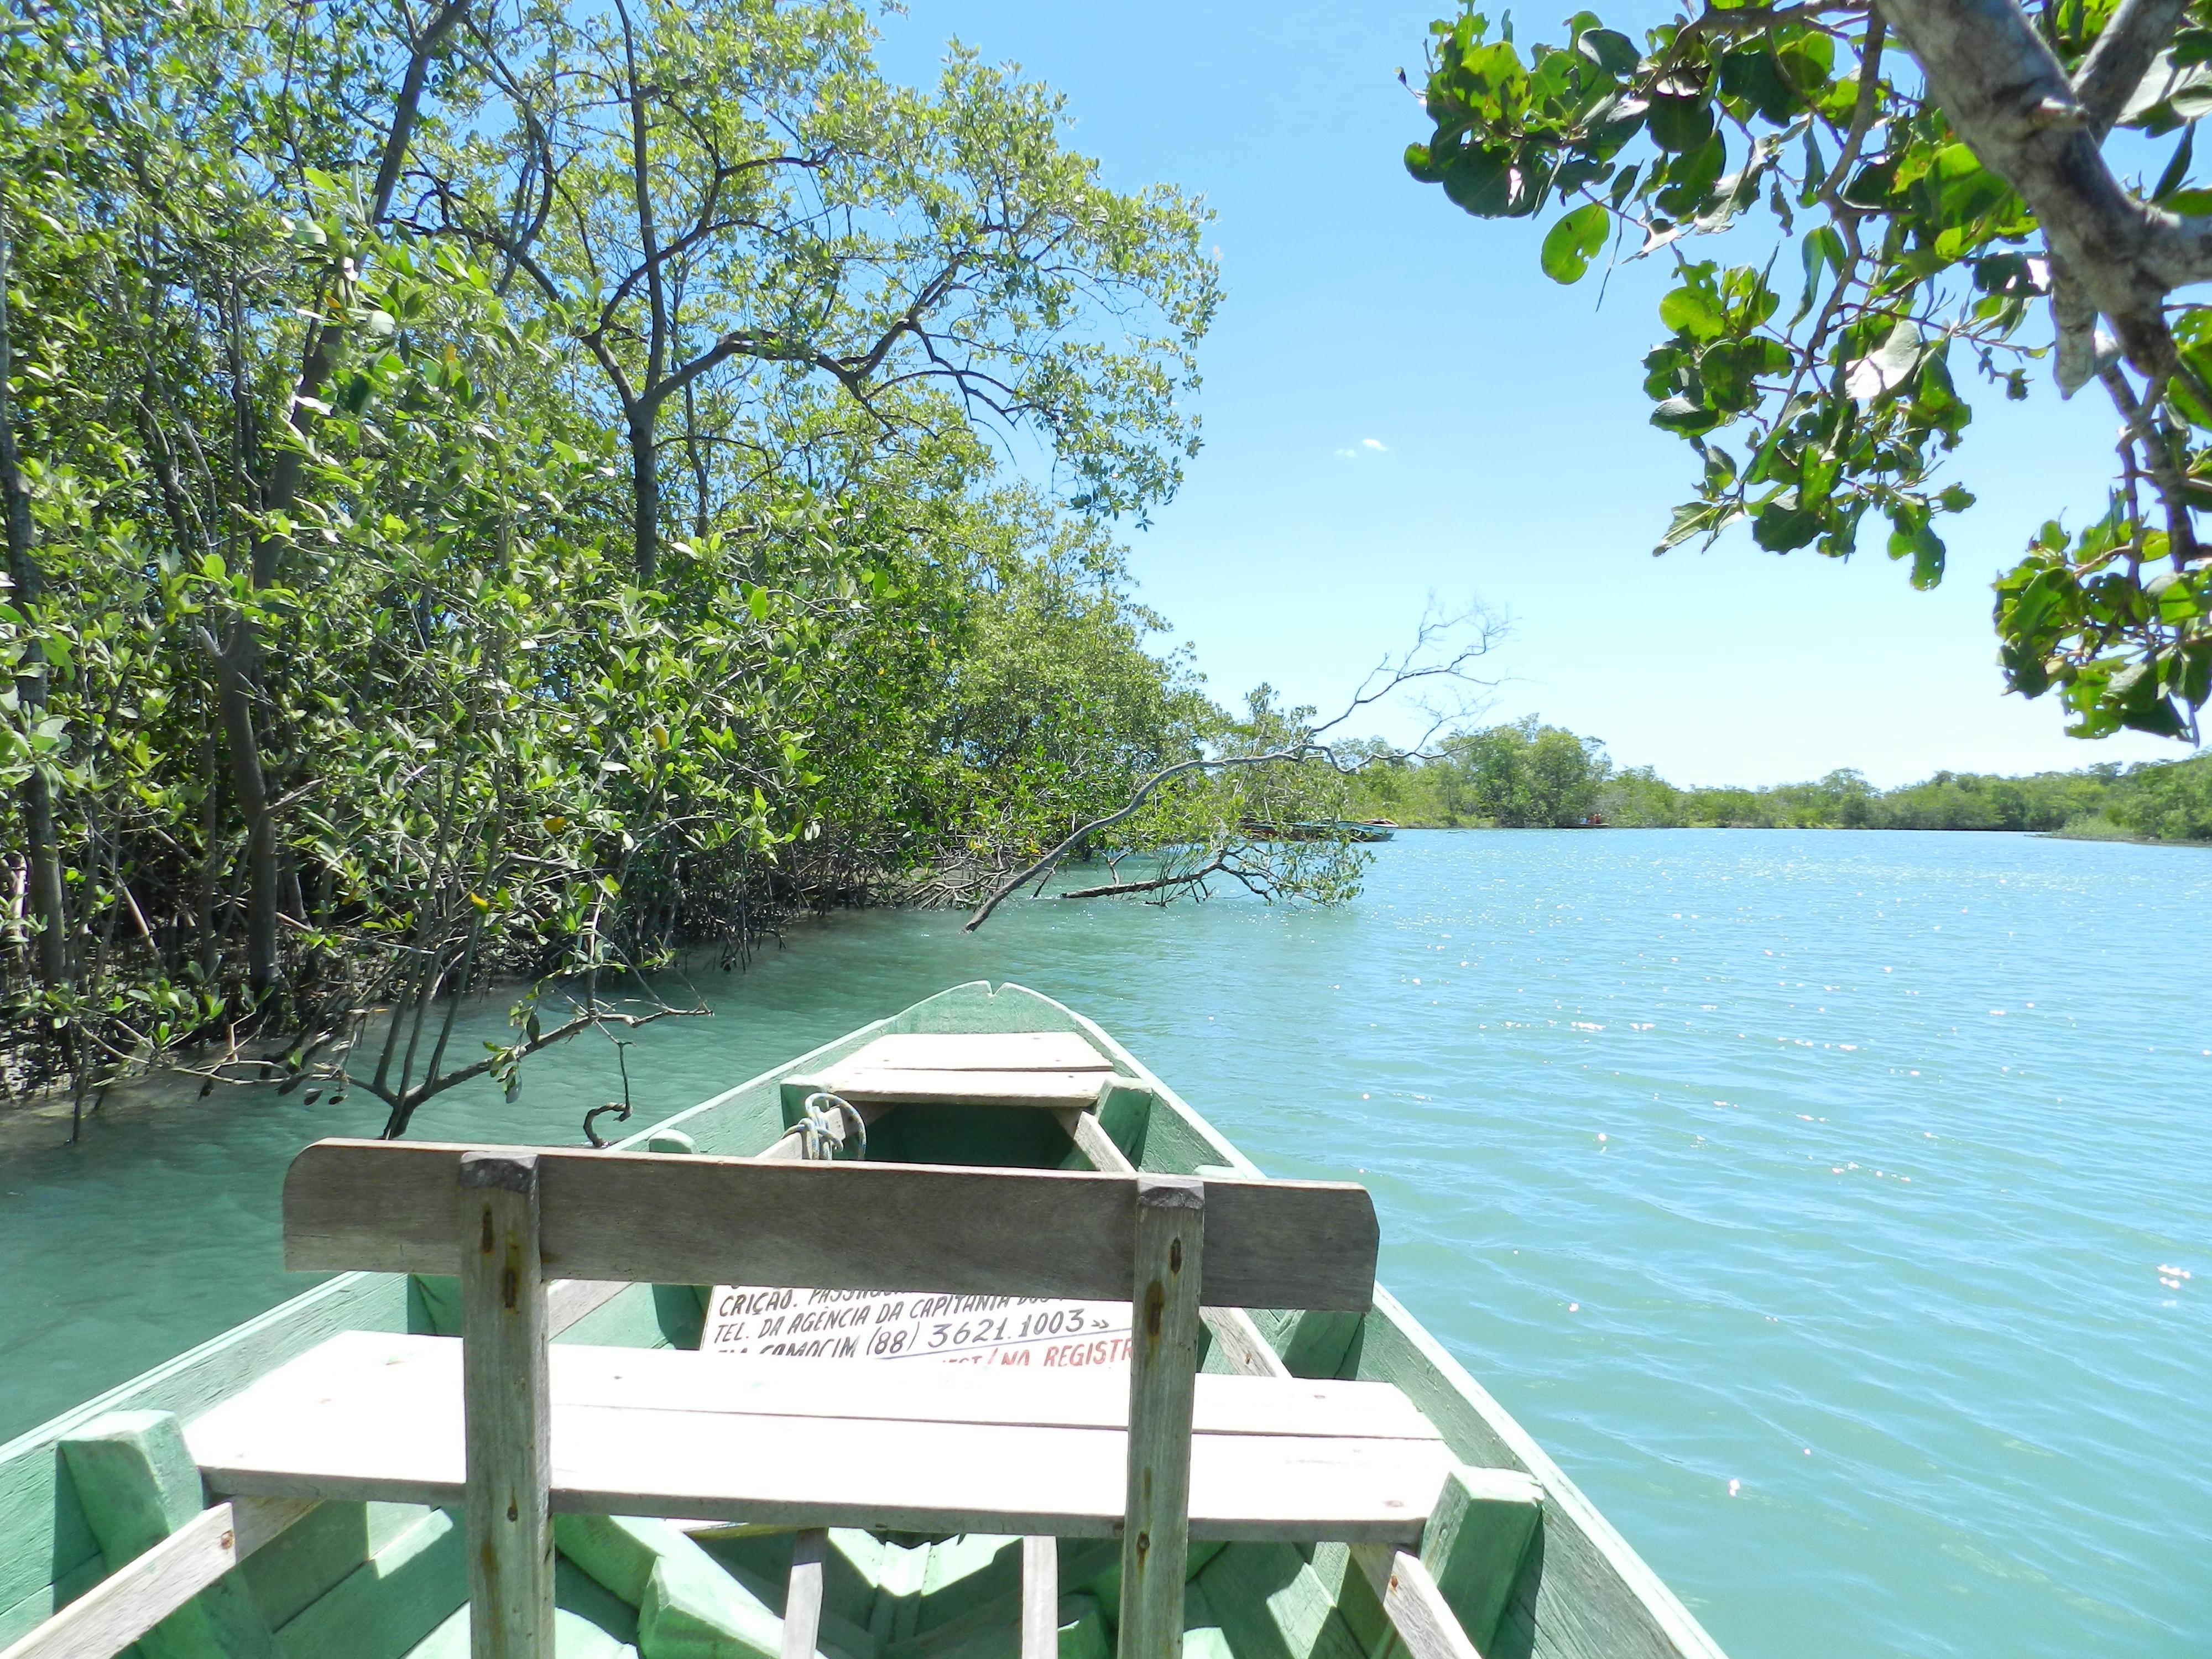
[963,601,1506,930]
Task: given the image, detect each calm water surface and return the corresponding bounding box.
[3,830,2208,1658]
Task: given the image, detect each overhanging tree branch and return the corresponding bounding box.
[961,603,1505,931]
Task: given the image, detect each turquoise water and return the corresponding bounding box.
[3,830,2207,1657]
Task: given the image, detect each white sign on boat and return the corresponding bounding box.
[702,1285,1130,1369]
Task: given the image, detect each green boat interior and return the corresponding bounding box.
[0,983,1725,1659]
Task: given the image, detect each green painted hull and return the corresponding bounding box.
[0,982,1725,1659]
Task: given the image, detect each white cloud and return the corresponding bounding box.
[1334,437,1389,460]
[1361,437,1387,451]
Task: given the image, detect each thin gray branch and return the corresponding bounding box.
[2072,0,2192,137]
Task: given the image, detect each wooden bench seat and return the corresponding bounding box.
[789,1031,1127,1111]
[261,1139,1391,1658]
[186,1332,1453,1543]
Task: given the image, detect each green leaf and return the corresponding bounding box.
[1540,203,1610,283]
[1442,147,1514,216]
[1646,95,1715,153]
[2154,125,2196,204]
[1754,501,1823,551]
[1656,498,1733,549]
[1651,397,1721,434]
[1844,320,1926,402]
[1576,27,1640,75]
[1887,522,1946,588]
[1659,285,1727,342]
[1655,132,1726,217]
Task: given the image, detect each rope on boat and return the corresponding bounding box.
[798,1091,867,1161]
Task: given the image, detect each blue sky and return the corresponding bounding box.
[874,0,2187,788]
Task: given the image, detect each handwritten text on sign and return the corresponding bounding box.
[703,1286,1131,1369]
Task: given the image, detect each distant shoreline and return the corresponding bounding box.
[1366,820,2212,847]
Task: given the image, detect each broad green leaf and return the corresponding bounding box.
[1646,95,1715,153]
[1540,202,1610,283]
[1844,321,1926,402]
[1754,501,1823,550]
[1651,396,1721,434]
[1575,27,1640,75]
[1659,285,1727,341]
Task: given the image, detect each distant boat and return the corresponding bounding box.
[0,983,1723,1659]
[1240,819,1396,843]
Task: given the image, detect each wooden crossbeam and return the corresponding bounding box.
[1053,1106,1296,1380]
[458,1151,552,1659]
[795,1070,1130,1109]
[838,1033,1112,1073]
[1119,1176,1204,1657]
[1053,1112,1503,1659]
[283,1142,1379,1313]
[780,1530,827,1659]
[0,1498,314,1659]
[1351,1547,1484,1659]
[1019,1536,1057,1659]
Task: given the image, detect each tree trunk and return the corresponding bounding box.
[0,216,68,990]
[210,1,472,1000]
[630,411,660,583]
[210,626,281,998]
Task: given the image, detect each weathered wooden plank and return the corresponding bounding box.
[1055,1107,1130,1176]
[283,1144,1379,1314]
[457,1152,553,1659]
[1019,1538,1057,1659]
[1350,1547,1481,1659]
[238,1500,424,1633]
[1201,1308,1292,1381]
[545,1280,628,1334]
[796,1070,1129,1109]
[0,1274,412,1628]
[1056,1107,1293,1383]
[0,1498,312,1659]
[1119,1176,1204,1659]
[204,1411,1447,1543]
[195,1333,1438,1443]
[58,1406,285,1659]
[1417,1467,1542,1653]
[839,1034,1110,1073]
[1197,1542,1371,1659]
[188,1351,1450,1542]
[780,1529,826,1659]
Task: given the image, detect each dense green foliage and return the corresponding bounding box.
[0,0,1303,1121]
[1407,0,2212,743]
[1347,718,1611,827]
[1348,716,2212,837]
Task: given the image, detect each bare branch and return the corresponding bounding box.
[1053,852,1236,901]
[959,750,1299,931]
[961,604,1505,932]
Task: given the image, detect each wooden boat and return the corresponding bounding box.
[0,982,1724,1659]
